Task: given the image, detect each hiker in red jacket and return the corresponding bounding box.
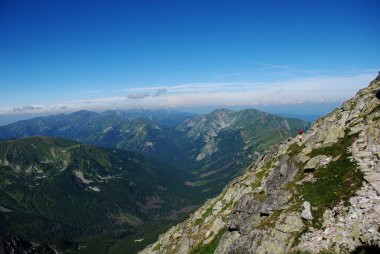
[298,129,303,143]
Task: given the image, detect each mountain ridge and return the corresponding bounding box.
[0,108,310,196]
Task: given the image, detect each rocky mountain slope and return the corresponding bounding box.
[0,109,309,196]
[140,75,380,254]
[0,137,195,254]
[0,235,56,254]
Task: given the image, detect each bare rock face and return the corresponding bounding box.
[140,75,380,254]
[263,155,298,194]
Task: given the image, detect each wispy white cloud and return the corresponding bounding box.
[153,88,167,97]
[125,88,168,99]
[122,82,266,94]
[0,72,376,116]
[13,105,43,112]
[127,92,150,99]
[256,62,321,75]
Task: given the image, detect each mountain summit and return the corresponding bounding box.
[140,75,380,253]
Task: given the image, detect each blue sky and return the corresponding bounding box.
[0,0,379,123]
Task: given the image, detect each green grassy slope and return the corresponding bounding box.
[0,137,198,253]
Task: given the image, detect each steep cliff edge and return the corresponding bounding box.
[140,74,380,254]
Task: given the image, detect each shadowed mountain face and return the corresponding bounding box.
[0,109,310,196]
[0,137,196,253]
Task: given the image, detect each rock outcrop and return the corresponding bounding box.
[0,235,56,254]
[140,74,380,254]
[300,201,313,221]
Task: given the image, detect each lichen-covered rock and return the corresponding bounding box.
[276,212,304,233]
[215,231,240,253]
[300,201,313,221]
[302,146,313,155]
[303,155,331,172]
[294,152,310,164]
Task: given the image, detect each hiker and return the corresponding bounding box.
[298,129,303,143]
[376,89,380,100]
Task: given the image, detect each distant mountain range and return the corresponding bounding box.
[0,108,310,253]
[0,109,309,195]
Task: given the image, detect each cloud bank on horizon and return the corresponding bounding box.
[0,72,376,116]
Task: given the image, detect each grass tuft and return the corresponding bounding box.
[189,227,227,254]
[193,203,215,226]
[152,243,162,251]
[287,143,304,157]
